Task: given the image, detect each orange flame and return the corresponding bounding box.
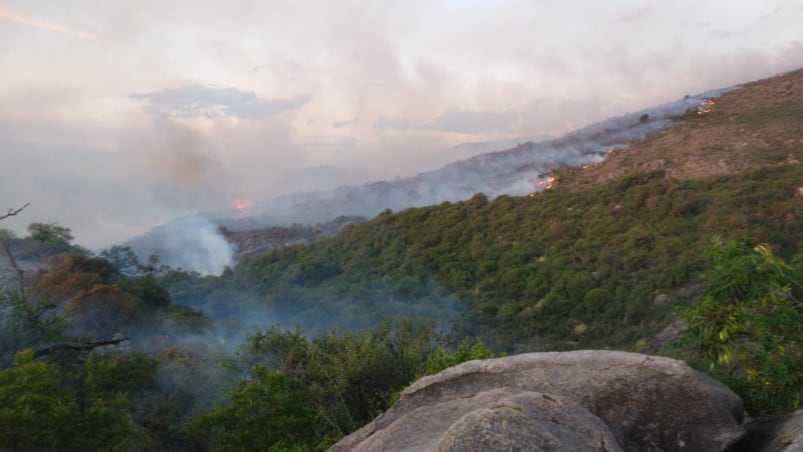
[696,98,715,116]
[535,174,557,191]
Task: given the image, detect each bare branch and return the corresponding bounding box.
[33,337,129,359]
[0,203,30,222]
[0,203,30,297]
[0,239,25,297]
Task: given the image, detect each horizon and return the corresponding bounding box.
[1,0,802,249]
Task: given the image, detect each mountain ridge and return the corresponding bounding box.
[554,68,803,191]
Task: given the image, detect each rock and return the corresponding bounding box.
[335,387,622,452]
[332,351,745,452]
[653,320,685,346]
[735,410,803,452]
[652,293,670,305]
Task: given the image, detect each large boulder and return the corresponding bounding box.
[736,410,803,452]
[338,387,621,452]
[332,351,745,451]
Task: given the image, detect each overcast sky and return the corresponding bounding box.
[1,0,801,248]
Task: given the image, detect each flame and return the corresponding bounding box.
[235,201,248,213]
[696,98,715,116]
[535,174,557,191]
[0,6,99,40]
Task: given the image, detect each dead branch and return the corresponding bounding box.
[0,203,30,222]
[0,202,30,296]
[33,337,129,359]
[0,239,25,297]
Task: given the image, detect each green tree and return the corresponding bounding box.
[197,323,497,449]
[423,337,495,375]
[27,222,74,249]
[0,350,78,450]
[191,366,316,451]
[680,238,802,414]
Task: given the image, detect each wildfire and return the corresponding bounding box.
[235,201,248,213]
[696,98,715,115]
[528,174,557,197]
[535,174,557,191]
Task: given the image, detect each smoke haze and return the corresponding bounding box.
[1,0,801,262]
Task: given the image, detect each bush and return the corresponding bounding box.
[680,237,802,415]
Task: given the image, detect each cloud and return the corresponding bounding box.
[426,108,521,134]
[374,116,415,131]
[2,0,802,255]
[375,109,521,134]
[333,118,358,128]
[130,85,310,119]
[0,6,99,40]
[375,98,613,135]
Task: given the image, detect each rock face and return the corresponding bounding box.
[345,387,621,452]
[331,351,745,452]
[737,410,803,452]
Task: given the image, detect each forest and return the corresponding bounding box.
[1,162,801,450]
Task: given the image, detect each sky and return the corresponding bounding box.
[1,0,801,249]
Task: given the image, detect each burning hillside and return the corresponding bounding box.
[226,89,726,230]
[554,69,803,191]
[128,69,802,274]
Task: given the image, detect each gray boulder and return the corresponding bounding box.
[332,350,745,451]
[337,387,621,451]
[737,410,803,452]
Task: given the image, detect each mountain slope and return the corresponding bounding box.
[160,68,802,350]
[232,89,725,229]
[555,68,803,190]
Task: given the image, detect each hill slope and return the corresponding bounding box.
[130,88,726,273]
[161,69,802,351]
[555,69,803,190]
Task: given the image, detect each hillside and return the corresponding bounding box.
[2,69,801,451]
[230,88,720,228]
[218,70,801,266]
[555,68,803,190]
[160,69,803,352]
[128,87,726,273]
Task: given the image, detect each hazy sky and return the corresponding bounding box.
[1,0,801,248]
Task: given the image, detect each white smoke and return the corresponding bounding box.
[127,215,235,275]
[226,88,730,229]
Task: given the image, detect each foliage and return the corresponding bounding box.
[191,367,316,451]
[0,350,157,451]
[100,245,141,275]
[193,322,497,450]
[0,350,78,450]
[27,222,74,250]
[680,238,802,415]
[0,290,66,368]
[424,337,495,375]
[163,164,803,351]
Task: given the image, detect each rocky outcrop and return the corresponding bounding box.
[736,410,803,452]
[344,387,621,452]
[332,351,745,451]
